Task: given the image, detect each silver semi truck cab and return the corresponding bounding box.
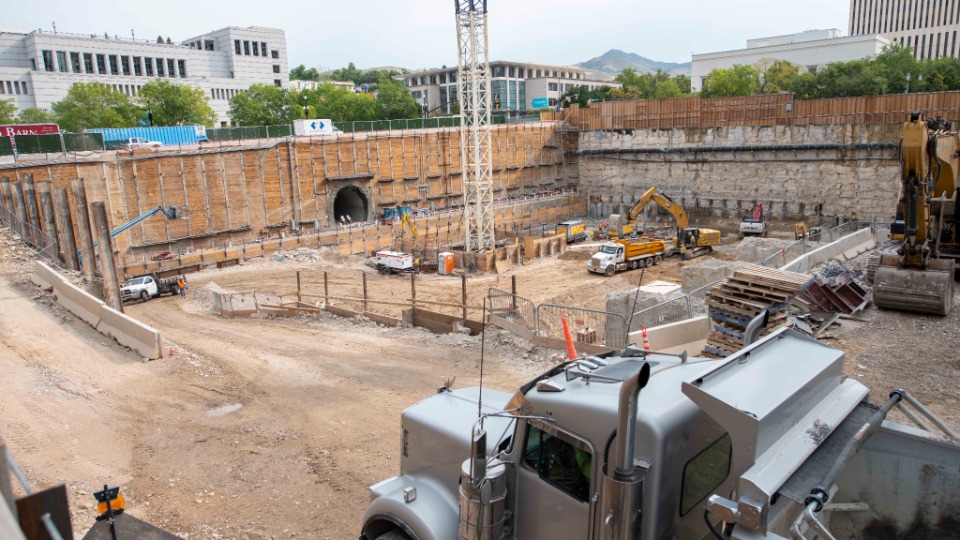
[361,329,960,540]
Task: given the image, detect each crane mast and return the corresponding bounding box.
[455,0,495,252]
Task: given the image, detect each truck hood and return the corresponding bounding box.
[400,387,513,499]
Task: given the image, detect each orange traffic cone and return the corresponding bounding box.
[561,312,578,360]
[641,325,651,351]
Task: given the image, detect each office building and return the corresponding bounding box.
[849,0,960,59]
[0,26,288,126]
[691,29,890,92]
[398,61,620,116]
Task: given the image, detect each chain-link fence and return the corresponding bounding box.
[0,200,62,267]
[537,304,627,350]
[1,133,105,158]
[205,125,293,142]
[487,288,537,330]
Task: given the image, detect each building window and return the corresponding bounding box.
[210,89,215,99]
[133,57,142,76]
[204,40,215,51]
[96,54,106,74]
[450,72,457,83]
[492,66,504,77]
[14,81,20,95]
[253,42,259,56]
[274,79,282,87]
[0,82,4,94]
[548,82,558,91]
[4,82,11,94]
[178,60,186,78]
[234,40,241,55]
[156,58,165,77]
[145,58,154,76]
[273,64,281,73]
[439,73,447,84]
[168,58,176,77]
[42,50,54,72]
[121,56,131,75]
[536,69,541,77]
[70,52,81,73]
[271,49,279,59]
[508,66,515,77]
[243,41,250,55]
[261,42,267,56]
[109,55,119,75]
[55,51,68,72]
[22,82,28,95]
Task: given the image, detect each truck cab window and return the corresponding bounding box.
[680,434,731,515]
[523,424,591,502]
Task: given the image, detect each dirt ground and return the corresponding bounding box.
[2,221,959,539]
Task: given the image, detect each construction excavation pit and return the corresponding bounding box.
[3,94,960,540]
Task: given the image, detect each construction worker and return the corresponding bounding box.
[177,275,186,298]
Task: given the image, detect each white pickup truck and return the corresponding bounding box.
[120,273,180,303]
[119,137,163,150]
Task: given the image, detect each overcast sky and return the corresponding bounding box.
[5,0,850,70]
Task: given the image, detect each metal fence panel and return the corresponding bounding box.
[487,288,536,330]
[0,137,12,156]
[628,295,691,333]
[14,134,63,154]
[63,133,104,152]
[536,304,627,350]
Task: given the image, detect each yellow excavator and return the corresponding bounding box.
[400,210,418,237]
[874,113,959,316]
[609,186,720,259]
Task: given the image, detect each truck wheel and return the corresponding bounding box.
[604,266,615,277]
[629,260,638,270]
[140,291,149,302]
[654,255,662,265]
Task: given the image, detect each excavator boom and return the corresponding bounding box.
[874,114,959,316]
[610,186,718,258]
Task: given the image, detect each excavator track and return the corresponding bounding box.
[873,255,955,316]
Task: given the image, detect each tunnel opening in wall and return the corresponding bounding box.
[333,186,368,223]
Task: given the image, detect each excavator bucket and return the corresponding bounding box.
[874,255,955,316]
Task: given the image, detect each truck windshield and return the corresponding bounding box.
[124,277,145,286]
[600,246,618,254]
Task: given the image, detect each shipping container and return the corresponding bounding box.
[86,125,208,148]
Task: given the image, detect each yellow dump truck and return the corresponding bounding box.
[555,220,587,243]
[588,238,665,276]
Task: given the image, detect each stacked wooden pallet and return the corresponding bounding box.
[704,265,812,358]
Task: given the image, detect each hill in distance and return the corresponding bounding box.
[577,49,691,80]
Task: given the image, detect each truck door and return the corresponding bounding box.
[515,421,596,539]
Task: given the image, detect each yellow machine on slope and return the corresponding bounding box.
[609,186,720,259]
[401,210,418,237]
[874,114,960,316]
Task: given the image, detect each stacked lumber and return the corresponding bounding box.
[704,264,812,358]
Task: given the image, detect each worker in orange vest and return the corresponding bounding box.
[177,276,186,298]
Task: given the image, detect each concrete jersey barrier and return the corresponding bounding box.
[782,228,876,273]
[33,262,163,359]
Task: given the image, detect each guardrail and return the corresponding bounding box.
[537,304,627,350]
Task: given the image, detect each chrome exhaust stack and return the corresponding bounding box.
[599,362,651,540]
[459,429,507,540]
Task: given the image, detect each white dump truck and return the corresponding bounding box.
[120,273,180,303]
[360,327,960,540]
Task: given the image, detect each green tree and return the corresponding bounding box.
[374,76,419,119]
[228,83,302,125]
[756,59,801,93]
[16,107,57,124]
[611,68,690,100]
[51,82,139,131]
[156,35,163,44]
[873,45,919,93]
[313,84,377,122]
[137,79,217,126]
[0,99,16,123]
[290,64,320,81]
[700,65,760,97]
[812,59,885,98]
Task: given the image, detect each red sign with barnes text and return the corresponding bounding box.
[0,124,60,137]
